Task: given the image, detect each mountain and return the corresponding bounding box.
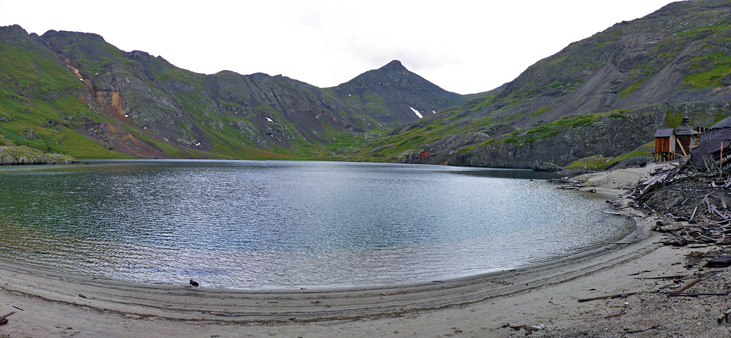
[0,25,463,160]
[330,60,462,123]
[360,0,731,168]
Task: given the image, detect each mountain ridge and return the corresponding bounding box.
[2,0,729,167]
[357,0,731,168]
[0,24,465,160]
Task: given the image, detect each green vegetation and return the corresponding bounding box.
[608,112,627,119]
[563,141,654,171]
[531,105,556,117]
[487,113,604,147]
[2,5,730,166]
[0,145,76,164]
[665,111,684,128]
[683,52,731,89]
[562,155,612,171]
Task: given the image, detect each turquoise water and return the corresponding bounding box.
[0,160,632,289]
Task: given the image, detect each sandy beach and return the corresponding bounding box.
[2,164,731,337]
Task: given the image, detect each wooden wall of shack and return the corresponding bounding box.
[690,128,731,169]
[654,129,676,161]
[655,136,672,155]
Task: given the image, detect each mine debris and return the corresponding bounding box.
[0,311,16,326]
[502,323,545,333]
[707,255,731,267]
[577,292,637,303]
[628,151,731,246]
[718,308,731,325]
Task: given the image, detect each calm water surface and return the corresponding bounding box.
[0,160,632,289]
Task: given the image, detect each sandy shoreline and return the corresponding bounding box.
[2,164,730,337]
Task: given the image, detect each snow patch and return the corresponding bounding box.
[432,110,436,114]
[410,107,423,119]
[266,117,274,123]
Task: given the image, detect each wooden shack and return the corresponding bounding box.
[674,117,699,157]
[654,128,675,161]
[654,117,704,161]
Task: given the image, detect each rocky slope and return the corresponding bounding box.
[367,0,731,168]
[0,25,463,160]
[0,135,75,164]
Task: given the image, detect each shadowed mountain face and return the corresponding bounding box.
[362,0,731,168]
[0,26,463,159]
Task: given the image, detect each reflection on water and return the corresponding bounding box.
[0,160,632,289]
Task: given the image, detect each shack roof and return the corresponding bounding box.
[675,124,697,136]
[655,128,674,138]
[713,116,731,129]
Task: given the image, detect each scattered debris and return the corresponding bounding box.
[502,323,545,334]
[624,325,660,334]
[718,308,731,325]
[670,276,703,294]
[661,292,729,297]
[707,255,731,267]
[577,292,637,303]
[0,311,16,326]
[633,274,687,280]
[604,311,626,319]
[628,155,731,246]
[686,251,705,265]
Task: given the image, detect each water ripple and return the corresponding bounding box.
[0,160,633,289]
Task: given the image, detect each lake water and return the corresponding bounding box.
[0,160,632,290]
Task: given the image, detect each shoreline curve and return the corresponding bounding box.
[0,209,658,324]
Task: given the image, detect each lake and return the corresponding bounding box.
[0,160,632,289]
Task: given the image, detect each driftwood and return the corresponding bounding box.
[629,157,731,246]
[577,292,638,302]
[661,292,729,297]
[633,274,687,280]
[0,311,15,326]
[665,277,703,295]
[718,308,731,325]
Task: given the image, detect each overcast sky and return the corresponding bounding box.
[0,0,680,94]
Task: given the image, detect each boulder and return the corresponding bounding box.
[532,161,561,172]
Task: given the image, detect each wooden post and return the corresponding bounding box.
[676,139,688,160]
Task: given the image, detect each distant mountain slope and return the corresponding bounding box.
[362,0,731,168]
[330,60,462,123]
[0,25,463,159]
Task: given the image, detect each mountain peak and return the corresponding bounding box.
[380,60,407,72]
